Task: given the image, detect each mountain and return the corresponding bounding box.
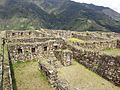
[0,0,120,32]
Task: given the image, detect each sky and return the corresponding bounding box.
[72,0,120,13]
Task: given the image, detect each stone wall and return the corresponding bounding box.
[39,59,58,87]
[69,39,118,50]
[7,37,63,44]
[0,52,3,89]
[56,79,70,90]
[6,30,72,39]
[66,43,120,86]
[38,57,71,89]
[7,40,65,62]
[72,31,120,41]
[44,29,72,39]
[54,50,73,66]
[117,39,120,48]
[6,30,45,38]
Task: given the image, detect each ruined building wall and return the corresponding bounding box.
[7,40,65,62]
[44,29,72,39]
[72,32,120,41]
[7,38,64,44]
[0,50,3,89]
[70,39,118,50]
[6,30,45,38]
[56,79,70,90]
[117,39,120,48]
[38,57,71,89]
[39,59,58,87]
[66,44,120,86]
[54,50,73,66]
[6,30,72,39]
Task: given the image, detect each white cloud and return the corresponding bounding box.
[72,0,120,13]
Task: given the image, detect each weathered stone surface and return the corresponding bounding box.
[5,30,120,87]
[54,50,73,66]
[39,59,58,87]
[72,31,120,41]
[66,43,120,86]
[70,39,119,50]
[56,79,70,90]
[7,39,65,62]
[0,53,3,90]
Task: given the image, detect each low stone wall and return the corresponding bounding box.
[0,52,3,89]
[7,38,63,44]
[72,32,120,41]
[38,60,58,87]
[54,50,73,66]
[70,39,118,50]
[66,44,120,86]
[56,79,70,90]
[38,56,71,89]
[117,39,120,48]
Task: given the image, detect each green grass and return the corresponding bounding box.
[68,38,84,43]
[57,61,120,90]
[13,61,54,90]
[101,48,120,56]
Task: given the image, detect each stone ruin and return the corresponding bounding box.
[54,50,73,66]
[1,29,120,90]
[0,52,3,90]
[39,58,58,87]
[56,79,70,90]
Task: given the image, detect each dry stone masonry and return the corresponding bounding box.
[39,59,58,87]
[66,43,120,86]
[1,29,120,89]
[0,50,3,90]
[70,39,118,50]
[54,50,73,66]
[56,79,70,90]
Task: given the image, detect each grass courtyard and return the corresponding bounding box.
[101,48,120,56]
[12,61,54,90]
[58,61,120,90]
[11,57,120,90]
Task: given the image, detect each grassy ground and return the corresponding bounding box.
[68,38,84,43]
[13,61,54,90]
[58,61,120,90]
[101,48,120,56]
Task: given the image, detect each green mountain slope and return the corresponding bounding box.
[0,0,120,32]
